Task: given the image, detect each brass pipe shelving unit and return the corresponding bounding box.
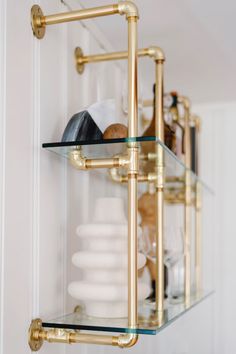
[28,1,206,352]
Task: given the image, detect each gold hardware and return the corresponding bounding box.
[28,319,138,350]
[109,168,158,183]
[31,2,139,39]
[28,319,44,351]
[155,57,165,313]
[74,47,85,74]
[178,95,192,305]
[75,46,165,74]
[126,10,138,328]
[195,181,202,294]
[118,1,139,19]
[31,5,46,39]
[69,148,129,170]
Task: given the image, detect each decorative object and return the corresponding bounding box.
[62,100,127,142]
[68,197,150,318]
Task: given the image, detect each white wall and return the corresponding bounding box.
[194,102,236,354]
[0,0,68,353]
[0,0,233,353]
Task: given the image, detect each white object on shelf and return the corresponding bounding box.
[72,251,146,269]
[68,197,150,318]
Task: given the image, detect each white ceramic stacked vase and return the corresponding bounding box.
[68,197,151,318]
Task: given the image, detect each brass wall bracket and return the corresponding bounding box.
[31,2,139,39]
[75,47,85,74]
[28,319,138,351]
[31,5,46,39]
[74,45,165,74]
[28,319,44,351]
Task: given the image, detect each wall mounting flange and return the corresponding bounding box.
[31,5,45,39]
[75,47,85,74]
[28,319,44,352]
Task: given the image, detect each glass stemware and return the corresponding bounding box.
[164,226,184,303]
[138,225,184,304]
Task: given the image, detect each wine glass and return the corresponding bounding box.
[138,225,185,304]
[164,226,184,304]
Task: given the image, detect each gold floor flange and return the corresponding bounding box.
[28,319,44,352]
[31,5,45,39]
[75,47,85,74]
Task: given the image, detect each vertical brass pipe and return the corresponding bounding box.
[127,18,138,138]
[181,97,192,305]
[127,16,138,328]
[155,56,165,315]
[195,181,202,295]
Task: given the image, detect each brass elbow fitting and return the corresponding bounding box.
[118,1,139,19]
[117,333,139,348]
[148,46,165,62]
[69,149,87,170]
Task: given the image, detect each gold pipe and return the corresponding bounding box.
[155,56,165,315]
[28,319,138,351]
[76,47,163,66]
[195,181,202,295]
[42,5,119,26]
[109,168,157,183]
[31,1,139,39]
[179,96,192,305]
[127,15,138,328]
[69,149,129,170]
[75,46,165,74]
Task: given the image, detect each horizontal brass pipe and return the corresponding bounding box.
[109,167,185,184]
[69,149,129,170]
[78,48,149,65]
[75,46,165,74]
[41,5,119,26]
[77,47,164,65]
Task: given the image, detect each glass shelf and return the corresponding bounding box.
[42,136,213,194]
[42,292,213,335]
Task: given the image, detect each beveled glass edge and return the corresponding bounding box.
[42,136,214,195]
[41,291,214,336]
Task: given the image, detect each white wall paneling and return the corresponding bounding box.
[0,0,69,353]
[0,0,6,352]
[194,102,236,354]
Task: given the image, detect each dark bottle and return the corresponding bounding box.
[143,84,176,152]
